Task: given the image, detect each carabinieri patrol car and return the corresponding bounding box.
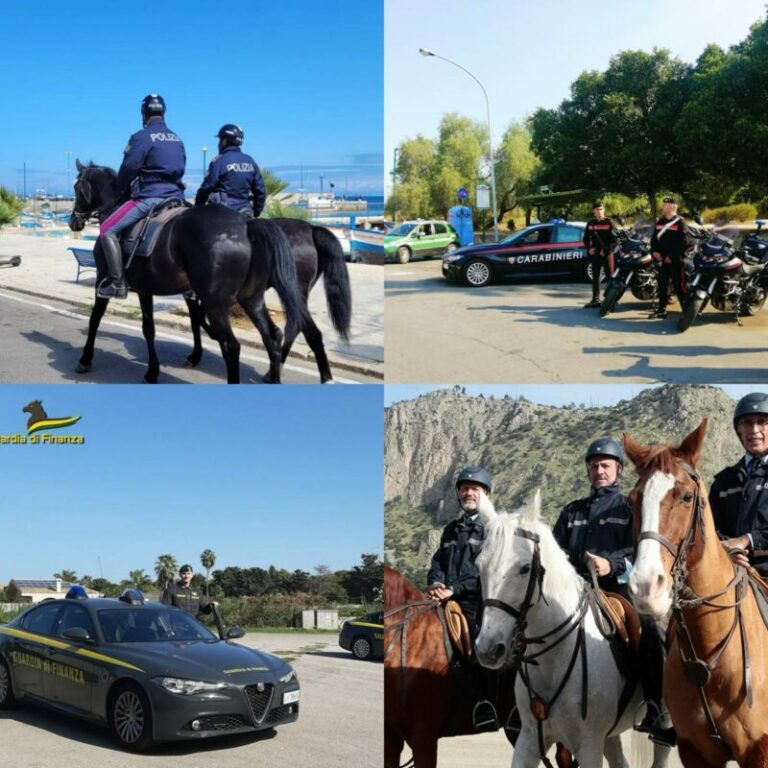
[338,611,383,660]
[0,588,300,750]
[442,220,589,287]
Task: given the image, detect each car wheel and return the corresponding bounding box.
[352,636,373,660]
[582,260,594,284]
[110,682,154,751]
[462,258,492,287]
[396,246,411,264]
[0,658,17,709]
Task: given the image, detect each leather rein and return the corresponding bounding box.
[636,460,751,750]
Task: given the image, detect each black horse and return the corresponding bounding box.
[184,217,352,383]
[69,160,305,384]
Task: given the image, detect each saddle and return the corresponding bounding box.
[588,587,642,653]
[442,600,473,660]
[121,199,187,260]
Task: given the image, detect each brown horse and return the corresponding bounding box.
[384,566,573,768]
[625,420,768,768]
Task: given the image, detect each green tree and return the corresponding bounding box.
[53,570,78,583]
[494,122,540,221]
[200,549,216,597]
[128,569,152,591]
[342,553,383,604]
[154,554,178,590]
[0,187,23,228]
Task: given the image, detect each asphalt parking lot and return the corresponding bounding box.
[385,260,768,383]
[1,632,382,768]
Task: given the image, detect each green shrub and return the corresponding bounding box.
[0,187,23,227]
[701,203,758,224]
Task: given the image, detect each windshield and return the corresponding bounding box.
[388,223,417,236]
[97,608,219,643]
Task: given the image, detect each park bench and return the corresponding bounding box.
[68,246,96,283]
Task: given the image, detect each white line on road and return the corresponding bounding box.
[0,290,360,384]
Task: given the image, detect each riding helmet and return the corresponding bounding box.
[733,392,768,428]
[455,466,492,495]
[585,437,624,467]
[216,123,244,147]
[141,94,166,124]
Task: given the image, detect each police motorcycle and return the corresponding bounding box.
[678,218,768,332]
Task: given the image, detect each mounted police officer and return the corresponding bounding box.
[711,393,768,576]
[582,201,619,308]
[97,94,186,299]
[161,564,216,618]
[649,196,688,319]
[553,438,676,747]
[427,466,497,730]
[195,124,266,217]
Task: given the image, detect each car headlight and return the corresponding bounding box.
[443,254,462,263]
[279,670,297,684]
[154,677,229,695]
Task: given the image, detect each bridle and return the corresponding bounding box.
[635,459,751,751]
[71,173,117,227]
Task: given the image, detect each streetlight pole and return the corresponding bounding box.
[65,150,71,197]
[419,47,499,242]
[391,146,400,223]
[201,147,208,177]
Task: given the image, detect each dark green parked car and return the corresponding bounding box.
[338,611,383,660]
[384,220,460,264]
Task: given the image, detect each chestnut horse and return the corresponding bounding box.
[626,420,768,767]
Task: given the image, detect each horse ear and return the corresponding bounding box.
[520,488,542,526]
[476,493,497,526]
[677,418,707,468]
[623,432,648,468]
[76,158,84,172]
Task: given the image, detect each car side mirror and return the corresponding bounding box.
[63,627,94,644]
[226,626,246,640]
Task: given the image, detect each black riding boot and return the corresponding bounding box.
[97,232,127,299]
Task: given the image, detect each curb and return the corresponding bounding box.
[0,284,384,381]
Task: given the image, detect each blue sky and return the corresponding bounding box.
[385,0,767,193]
[0,386,383,583]
[0,0,383,197]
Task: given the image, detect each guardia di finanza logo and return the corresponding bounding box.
[0,400,85,445]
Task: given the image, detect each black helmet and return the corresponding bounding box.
[455,466,492,495]
[217,123,244,147]
[733,392,768,428]
[585,437,624,466]
[141,94,166,124]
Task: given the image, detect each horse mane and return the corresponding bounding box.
[384,565,425,611]
[632,443,682,476]
[81,161,117,179]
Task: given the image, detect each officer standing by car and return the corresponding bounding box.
[161,564,217,617]
[649,196,689,319]
[582,201,619,308]
[97,94,186,299]
[427,466,497,730]
[711,393,768,575]
[553,438,676,747]
[195,124,266,217]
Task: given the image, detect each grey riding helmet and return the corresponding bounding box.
[733,392,768,429]
[585,437,624,467]
[455,466,492,495]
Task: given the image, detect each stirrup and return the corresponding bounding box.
[96,279,127,299]
[633,700,660,733]
[503,705,521,736]
[472,699,499,732]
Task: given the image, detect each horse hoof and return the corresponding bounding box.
[75,362,91,374]
[322,378,335,384]
[183,356,200,368]
[143,375,158,384]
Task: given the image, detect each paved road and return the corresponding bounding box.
[385,260,768,383]
[0,291,377,384]
[0,632,382,768]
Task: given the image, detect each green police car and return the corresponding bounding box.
[384,220,460,264]
[338,611,383,660]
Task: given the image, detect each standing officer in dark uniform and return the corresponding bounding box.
[97,94,186,299]
[427,466,497,730]
[553,438,676,747]
[582,201,619,308]
[649,196,688,319]
[711,393,768,576]
[161,564,216,618]
[195,124,266,217]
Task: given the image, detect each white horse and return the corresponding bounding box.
[475,491,670,768]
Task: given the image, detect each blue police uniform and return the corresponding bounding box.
[195,146,266,217]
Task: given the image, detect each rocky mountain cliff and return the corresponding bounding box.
[385,385,742,583]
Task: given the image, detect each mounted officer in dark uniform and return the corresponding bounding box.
[582,201,619,308]
[195,124,266,217]
[427,466,498,730]
[711,393,768,576]
[649,196,689,319]
[553,438,676,747]
[97,94,186,299]
[161,564,215,618]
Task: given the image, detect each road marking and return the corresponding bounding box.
[0,291,360,384]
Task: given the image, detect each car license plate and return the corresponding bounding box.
[283,690,300,705]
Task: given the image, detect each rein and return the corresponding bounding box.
[637,459,751,751]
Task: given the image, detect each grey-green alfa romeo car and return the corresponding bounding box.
[0,589,300,750]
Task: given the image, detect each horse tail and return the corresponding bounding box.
[247,218,306,342]
[313,225,352,341]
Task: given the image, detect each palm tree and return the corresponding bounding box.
[0,187,23,228]
[200,549,216,597]
[263,169,288,198]
[128,569,151,591]
[53,570,78,583]
[154,554,178,590]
